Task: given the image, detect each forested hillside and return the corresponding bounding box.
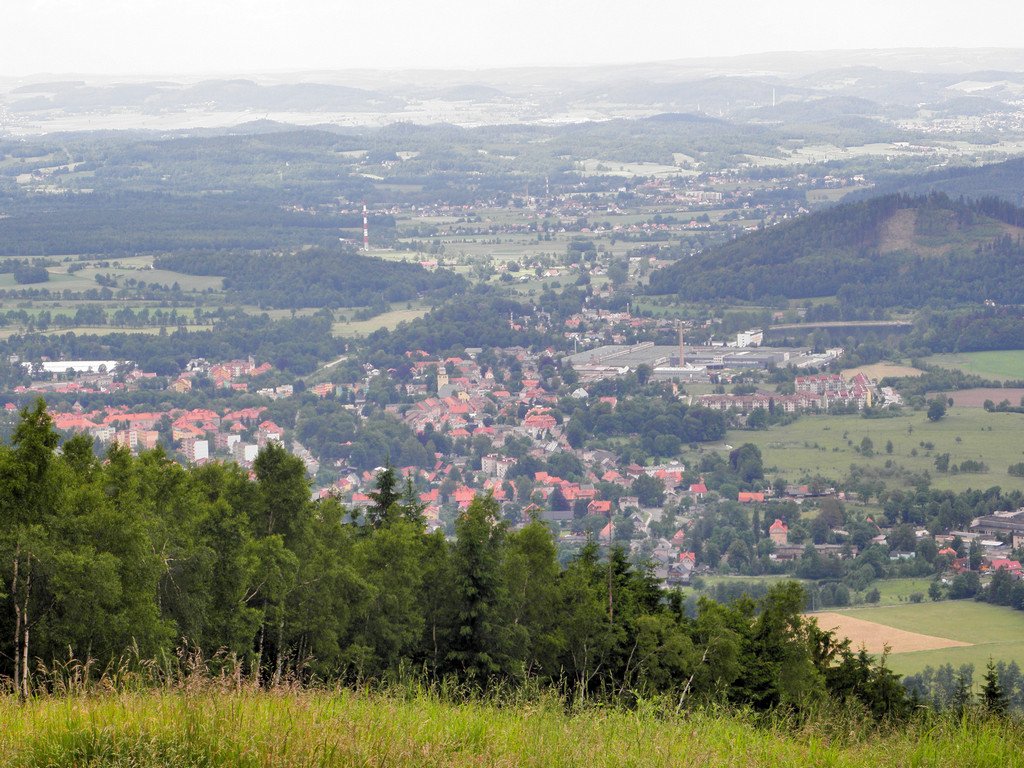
[647,193,1024,307]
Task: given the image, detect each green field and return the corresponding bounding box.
[0,689,1019,767]
[837,600,1024,676]
[332,307,430,337]
[714,409,1024,492]
[928,351,1024,382]
[696,577,935,609]
[870,578,936,605]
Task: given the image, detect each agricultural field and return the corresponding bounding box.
[811,611,971,655]
[819,600,1024,677]
[927,350,1024,382]
[715,409,1024,493]
[939,388,1024,408]
[843,362,925,380]
[332,306,430,337]
[869,578,937,605]
[579,158,694,178]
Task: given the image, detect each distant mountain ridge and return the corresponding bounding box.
[854,157,1024,206]
[6,79,404,114]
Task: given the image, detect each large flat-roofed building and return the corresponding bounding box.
[567,343,829,382]
[37,360,123,374]
[971,510,1024,544]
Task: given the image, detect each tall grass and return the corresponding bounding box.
[0,685,1021,767]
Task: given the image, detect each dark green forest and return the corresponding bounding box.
[0,401,910,717]
[0,193,391,256]
[153,248,465,309]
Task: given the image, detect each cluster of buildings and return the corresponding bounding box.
[171,357,274,394]
[40,402,286,471]
[699,373,877,413]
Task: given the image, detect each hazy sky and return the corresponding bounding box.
[4,0,1024,75]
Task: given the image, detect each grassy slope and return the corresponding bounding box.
[1,690,1021,767]
[713,409,1024,492]
[836,601,1024,676]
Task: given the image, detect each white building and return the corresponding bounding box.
[735,329,763,348]
[38,360,122,374]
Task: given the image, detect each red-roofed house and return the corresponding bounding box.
[523,412,557,435]
[453,486,477,507]
[52,413,101,432]
[738,491,766,503]
[258,421,283,443]
[988,558,1023,576]
[769,519,789,546]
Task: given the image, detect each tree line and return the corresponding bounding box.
[0,400,911,718]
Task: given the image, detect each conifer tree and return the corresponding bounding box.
[980,658,1009,716]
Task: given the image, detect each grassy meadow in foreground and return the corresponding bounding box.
[0,689,1022,768]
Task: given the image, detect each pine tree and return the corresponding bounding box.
[445,494,512,682]
[980,658,1009,716]
[367,462,401,528]
[951,669,973,717]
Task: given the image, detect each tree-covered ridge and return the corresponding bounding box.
[153,249,466,309]
[647,193,1024,306]
[0,401,909,717]
[858,156,1024,206]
